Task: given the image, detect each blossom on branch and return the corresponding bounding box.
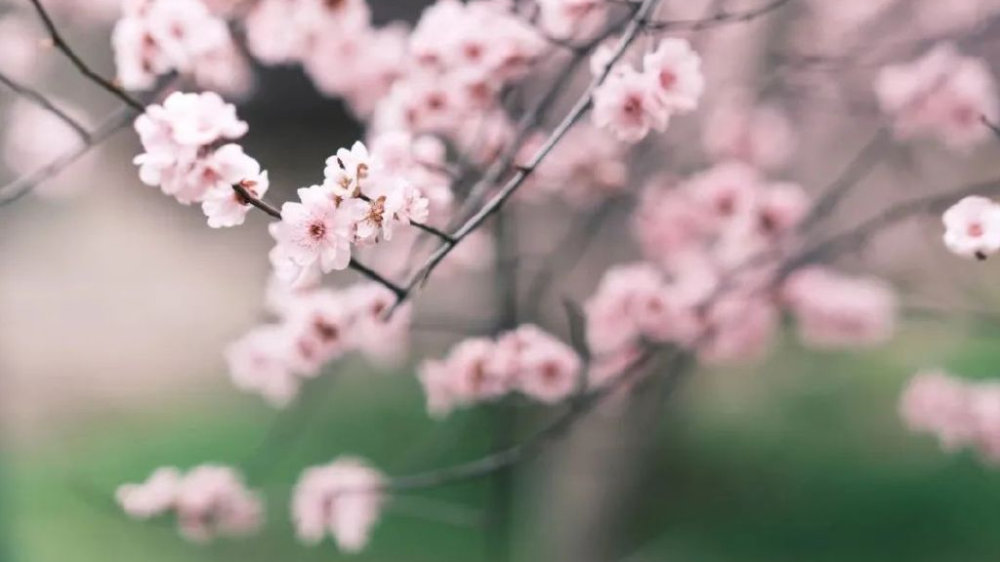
[113,0,249,95]
[592,38,704,142]
[418,325,583,417]
[876,43,998,150]
[941,196,1000,260]
[900,370,1000,463]
[226,282,411,406]
[117,465,263,542]
[292,457,385,553]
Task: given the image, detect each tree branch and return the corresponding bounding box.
[0,71,91,141]
[26,0,145,111]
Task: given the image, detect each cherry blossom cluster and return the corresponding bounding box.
[418,325,583,418]
[116,465,263,542]
[592,38,704,142]
[586,160,898,370]
[244,0,406,117]
[370,0,545,157]
[292,457,386,553]
[226,282,411,407]
[133,91,268,227]
[900,369,1000,463]
[113,0,250,96]
[268,141,431,285]
[942,195,1000,260]
[876,43,998,150]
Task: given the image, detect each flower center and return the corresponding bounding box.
[309,222,327,240]
[968,222,984,237]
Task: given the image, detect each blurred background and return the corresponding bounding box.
[5,0,1000,561]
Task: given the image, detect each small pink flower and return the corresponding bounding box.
[642,38,704,113]
[118,465,262,542]
[899,369,976,450]
[200,145,269,228]
[592,67,670,143]
[698,294,778,364]
[116,467,181,519]
[271,185,355,276]
[516,328,583,404]
[174,465,263,542]
[876,43,998,149]
[782,267,896,349]
[225,325,301,407]
[942,196,1000,260]
[292,457,385,553]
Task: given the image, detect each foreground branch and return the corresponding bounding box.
[26,0,145,111]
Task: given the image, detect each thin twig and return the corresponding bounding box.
[784,175,1000,273]
[0,71,91,141]
[26,0,145,111]
[801,126,892,229]
[0,107,133,206]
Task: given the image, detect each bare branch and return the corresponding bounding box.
[0,107,133,207]
[26,0,145,111]
[785,175,1000,273]
[0,70,91,141]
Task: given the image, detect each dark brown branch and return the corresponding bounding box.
[26,0,145,111]
[642,0,797,31]
[0,71,91,141]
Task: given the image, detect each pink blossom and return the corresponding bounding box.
[116,467,181,519]
[117,465,262,542]
[782,267,897,349]
[225,325,301,407]
[899,370,976,450]
[133,92,250,205]
[941,196,1000,260]
[682,161,763,226]
[271,185,356,275]
[417,325,582,416]
[876,43,999,150]
[113,0,243,92]
[292,457,385,553]
[200,145,270,228]
[515,326,583,403]
[592,66,670,143]
[698,294,778,364]
[174,465,264,542]
[642,38,704,113]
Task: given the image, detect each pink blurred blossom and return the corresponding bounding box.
[292,457,385,553]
